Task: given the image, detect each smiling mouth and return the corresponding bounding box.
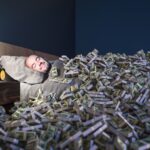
[39,62,44,68]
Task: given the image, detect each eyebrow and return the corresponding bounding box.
[35,56,40,61]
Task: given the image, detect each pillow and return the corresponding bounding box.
[0,55,44,84]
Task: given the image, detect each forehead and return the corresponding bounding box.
[26,55,37,66]
[28,55,37,62]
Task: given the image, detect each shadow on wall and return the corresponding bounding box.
[0,0,75,58]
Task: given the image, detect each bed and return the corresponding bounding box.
[0,45,150,149]
[0,42,58,105]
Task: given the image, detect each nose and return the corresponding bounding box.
[37,61,41,65]
[36,61,41,69]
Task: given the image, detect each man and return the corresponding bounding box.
[25,55,70,100]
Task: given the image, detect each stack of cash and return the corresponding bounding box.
[1,49,150,149]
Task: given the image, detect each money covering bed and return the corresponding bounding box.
[0,45,150,149]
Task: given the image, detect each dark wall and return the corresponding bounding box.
[0,0,75,58]
[75,0,150,55]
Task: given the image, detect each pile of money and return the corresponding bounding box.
[1,49,150,149]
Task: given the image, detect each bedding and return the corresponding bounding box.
[0,56,68,101]
[21,59,81,101]
[20,82,32,101]
[28,59,70,101]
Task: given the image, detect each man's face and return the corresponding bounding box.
[26,55,49,73]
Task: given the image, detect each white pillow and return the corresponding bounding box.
[0,56,44,84]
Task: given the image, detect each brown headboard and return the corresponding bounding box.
[0,42,58,60]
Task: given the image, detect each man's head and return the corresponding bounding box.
[25,55,49,73]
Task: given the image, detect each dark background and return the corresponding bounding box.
[75,0,150,55]
[0,0,75,58]
[0,0,150,57]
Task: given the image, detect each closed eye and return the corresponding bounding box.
[32,63,36,69]
[36,56,40,62]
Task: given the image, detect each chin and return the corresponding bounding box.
[43,68,48,73]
